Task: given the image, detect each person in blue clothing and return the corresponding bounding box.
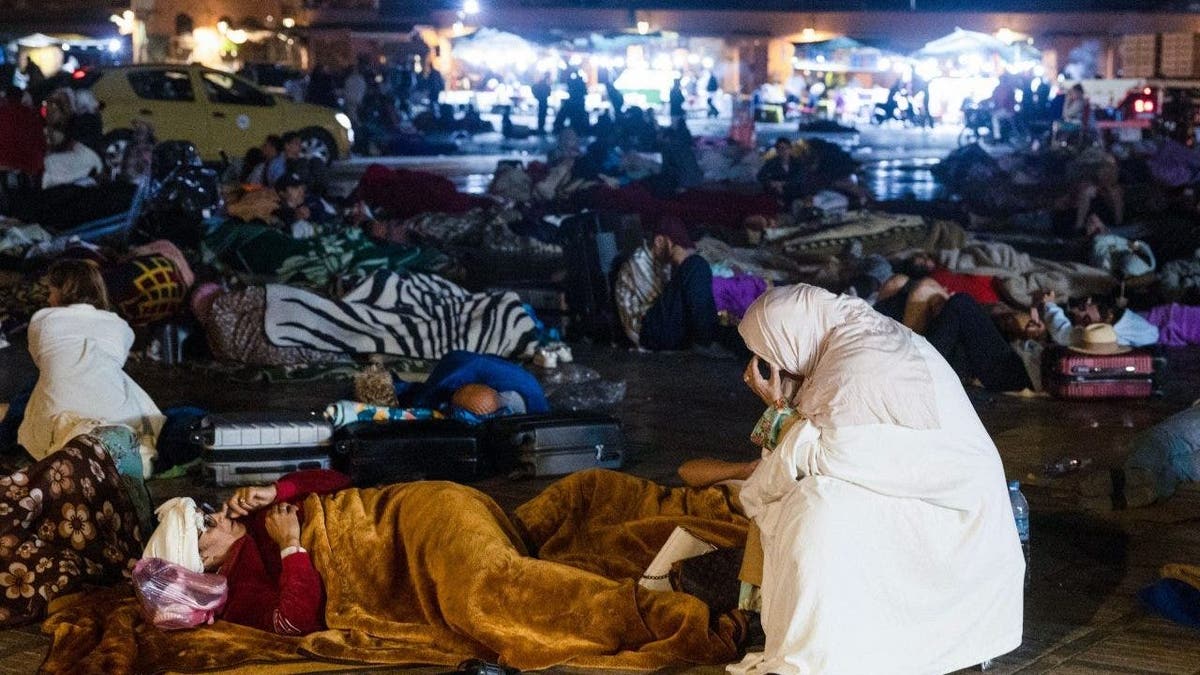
[1038,291,1159,349]
[398,350,550,417]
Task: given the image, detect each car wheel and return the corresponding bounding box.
[102,128,134,179]
[298,127,337,165]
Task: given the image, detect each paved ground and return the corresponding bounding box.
[2,334,1200,673]
[4,122,1199,672]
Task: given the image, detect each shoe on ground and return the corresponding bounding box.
[552,344,573,363]
[533,348,558,369]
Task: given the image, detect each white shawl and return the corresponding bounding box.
[731,284,1025,675]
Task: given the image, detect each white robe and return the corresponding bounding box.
[18,304,163,475]
[730,338,1024,675]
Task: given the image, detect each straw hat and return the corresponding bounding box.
[1068,323,1131,355]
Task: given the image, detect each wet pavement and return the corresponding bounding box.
[2,331,1200,673]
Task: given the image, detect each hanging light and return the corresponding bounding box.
[463,0,480,15]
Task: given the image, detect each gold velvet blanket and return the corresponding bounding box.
[40,470,749,674]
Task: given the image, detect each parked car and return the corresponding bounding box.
[91,64,352,175]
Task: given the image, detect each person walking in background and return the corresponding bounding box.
[305,65,339,109]
[604,70,624,116]
[342,58,368,127]
[706,72,720,119]
[425,66,445,116]
[532,73,551,135]
[669,78,686,123]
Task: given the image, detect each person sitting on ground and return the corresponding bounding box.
[730,284,1023,673]
[1060,84,1087,128]
[873,271,1033,392]
[42,128,103,190]
[69,89,104,155]
[243,135,282,185]
[756,137,802,206]
[266,131,325,193]
[614,217,721,354]
[272,172,332,238]
[18,259,164,475]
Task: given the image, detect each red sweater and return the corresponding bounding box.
[217,469,351,635]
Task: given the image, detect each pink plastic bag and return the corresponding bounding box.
[133,557,228,630]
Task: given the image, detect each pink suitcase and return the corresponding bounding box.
[1043,348,1154,400]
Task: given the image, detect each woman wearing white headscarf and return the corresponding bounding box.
[729,284,1024,675]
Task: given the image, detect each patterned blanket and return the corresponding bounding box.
[264,271,538,360]
[0,434,141,627]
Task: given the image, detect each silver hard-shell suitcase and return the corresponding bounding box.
[195,412,333,487]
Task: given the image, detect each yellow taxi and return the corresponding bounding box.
[92,64,353,172]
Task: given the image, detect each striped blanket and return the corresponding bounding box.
[264,271,538,359]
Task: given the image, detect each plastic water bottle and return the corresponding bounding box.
[1009,480,1030,590]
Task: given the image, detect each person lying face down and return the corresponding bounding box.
[142,470,351,635]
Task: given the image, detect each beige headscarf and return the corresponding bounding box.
[738,284,940,430]
[142,497,204,573]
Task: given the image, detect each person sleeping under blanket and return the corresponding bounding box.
[55,468,752,673]
[395,349,549,417]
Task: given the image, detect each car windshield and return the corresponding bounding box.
[127,70,194,101]
[201,72,274,107]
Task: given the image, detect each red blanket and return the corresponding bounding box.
[583,183,778,230]
[355,165,491,220]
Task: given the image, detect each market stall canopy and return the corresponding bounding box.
[452,28,541,69]
[12,32,114,50]
[913,28,1040,64]
[590,30,675,51]
[793,36,907,73]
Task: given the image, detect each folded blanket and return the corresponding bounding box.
[264,271,537,360]
[42,470,749,673]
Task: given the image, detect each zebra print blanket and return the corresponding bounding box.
[263,271,538,360]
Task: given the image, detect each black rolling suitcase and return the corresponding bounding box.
[333,419,491,487]
[559,212,640,342]
[487,412,624,477]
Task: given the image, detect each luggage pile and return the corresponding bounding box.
[197,410,624,487]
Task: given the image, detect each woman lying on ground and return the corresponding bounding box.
[128,467,750,671]
[727,284,1024,674]
[873,269,1034,392]
[18,259,164,475]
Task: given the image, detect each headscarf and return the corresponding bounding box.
[142,497,204,573]
[738,284,940,430]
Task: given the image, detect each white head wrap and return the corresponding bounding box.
[738,283,941,431]
[142,497,204,573]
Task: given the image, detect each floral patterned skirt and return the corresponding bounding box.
[0,434,142,626]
